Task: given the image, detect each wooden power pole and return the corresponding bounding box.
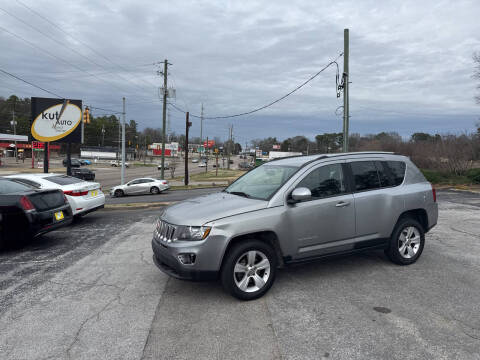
[184,112,191,186]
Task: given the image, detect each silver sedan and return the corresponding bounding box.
[110,178,169,197]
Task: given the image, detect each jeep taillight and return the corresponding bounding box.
[432,186,436,202]
[20,196,35,211]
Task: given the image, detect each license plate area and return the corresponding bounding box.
[54,211,64,221]
[90,190,98,197]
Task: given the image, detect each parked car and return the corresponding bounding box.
[110,160,130,167]
[0,178,73,248]
[5,174,104,217]
[191,159,199,163]
[238,162,254,170]
[157,162,170,170]
[198,162,206,167]
[62,158,82,167]
[79,159,92,165]
[110,178,169,197]
[71,167,95,181]
[152,152,438,300]
[229,159,234,164]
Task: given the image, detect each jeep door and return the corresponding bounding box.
[287,162,356,259]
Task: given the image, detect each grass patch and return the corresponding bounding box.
[421,169,479,185]
[189,169,245,182]
[169,184,226,190]
[133,162,157,167]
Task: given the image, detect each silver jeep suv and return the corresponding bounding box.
[152,152,438,300]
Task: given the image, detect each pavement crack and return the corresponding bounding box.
[263,296,283,360]
[449,226,480,239]
[65,293,121,359]
[140,276,170,360]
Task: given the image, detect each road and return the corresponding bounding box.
[105,187,221,204]
[1,190,480,359]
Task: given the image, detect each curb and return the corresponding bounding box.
[103,201,176,210]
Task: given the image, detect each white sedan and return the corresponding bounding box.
[5,173,105,216]
[110,178,169,197]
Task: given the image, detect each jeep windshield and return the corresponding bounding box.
[224,164,298,200]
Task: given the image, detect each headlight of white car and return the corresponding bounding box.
[174,225,211,241]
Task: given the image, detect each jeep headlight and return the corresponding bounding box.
[174,225,211,241]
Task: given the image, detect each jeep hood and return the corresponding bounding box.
[161,191,267,225]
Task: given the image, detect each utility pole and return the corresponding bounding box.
[227,125,233,170]
[160,59,169,179]
[205,136,208,173]
[200,103,204,145]
[342,28,350,152]
[185,112,191,186]
[101,125,105,147]
[121,97,126,185]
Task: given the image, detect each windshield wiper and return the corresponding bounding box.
[227,191,250,198]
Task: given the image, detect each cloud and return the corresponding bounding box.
[0,0,479,142]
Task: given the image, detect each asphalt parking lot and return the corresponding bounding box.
[1,190,479,359]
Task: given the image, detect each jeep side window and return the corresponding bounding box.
[350,161,381,191]
[297,163,346,199]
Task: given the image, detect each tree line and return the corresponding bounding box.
[0,95,243,154]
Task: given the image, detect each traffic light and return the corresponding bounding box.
[83,106,90,124]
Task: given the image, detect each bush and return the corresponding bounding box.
[466,168,480,184]
[421,169,470,185]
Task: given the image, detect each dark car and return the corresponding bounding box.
[71,168,95,181]
[0,179,73,248]
[62,158,82,167]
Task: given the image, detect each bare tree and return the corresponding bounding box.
[169,157,178,178]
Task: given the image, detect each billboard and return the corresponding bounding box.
[31,97,83,143]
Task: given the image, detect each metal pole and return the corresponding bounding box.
[342,28,349,152]
[160,59,168,179]
[205,136,208,173]
[121,97,126,185]
[200,103,203,145]
[185,112,190,186]
[12,108,18,162]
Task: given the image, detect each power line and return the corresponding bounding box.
[0,25,157,103]
[14,0,161,92]
[0,68,62,98]
[0,67,123,114]
[168,53,343,120]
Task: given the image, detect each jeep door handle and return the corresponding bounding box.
[335,201,350,207]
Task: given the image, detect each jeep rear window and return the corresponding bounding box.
[44,175,84,185]
[385,161,406,186]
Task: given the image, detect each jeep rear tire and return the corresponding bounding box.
[221,240,277,300]
[385,217,425,265]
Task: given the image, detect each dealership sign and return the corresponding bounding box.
[31,97,83,143]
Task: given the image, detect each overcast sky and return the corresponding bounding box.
[1,0,479,143]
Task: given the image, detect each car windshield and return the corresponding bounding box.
[224,164,299,200]
[0,179,34,194]
[45,175,84,185]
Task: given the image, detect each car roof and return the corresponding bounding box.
[5,173,63,179]
[267,151,405,167]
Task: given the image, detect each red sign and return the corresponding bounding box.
[203,140,215,149]
[272,144,281,150]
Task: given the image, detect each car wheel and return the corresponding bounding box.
[150,186,160,194]
[385,217,425,265]
[221,240,277,300]
[114,189,124,197]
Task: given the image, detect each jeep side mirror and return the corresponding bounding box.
[288,187,312,204]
